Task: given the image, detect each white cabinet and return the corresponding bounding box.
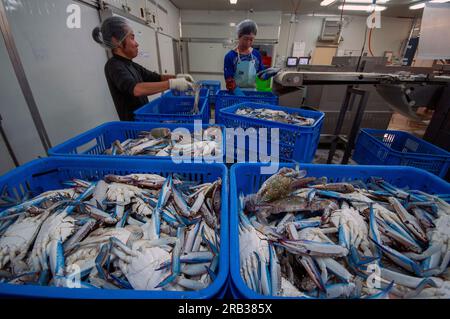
[158,33,175,74]
[126,0,146,20]
[156,4,169,33]
[103,0,147,20]
[102,0,128,12]
[144,0,158,27]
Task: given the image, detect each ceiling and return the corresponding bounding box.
[170,0,426,18]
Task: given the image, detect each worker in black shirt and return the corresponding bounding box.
[92,16,193,121]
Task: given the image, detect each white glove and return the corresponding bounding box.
[169,78,193,91]
[176,74,195,83]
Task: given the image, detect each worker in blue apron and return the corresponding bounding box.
[224,19,280,94]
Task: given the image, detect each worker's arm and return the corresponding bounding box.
[133,81,170,97]
[224,51,237,91]
[161,74,176,81]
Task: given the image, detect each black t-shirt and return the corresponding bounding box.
[105,54,161,121]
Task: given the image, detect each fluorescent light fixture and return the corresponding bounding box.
[230,22,236,27]
[409,2,426,10]
[320,0,337,6]
[307,13,341,17]
[345,0,389,3]
[230,0,238,4]
[338,4,387,11]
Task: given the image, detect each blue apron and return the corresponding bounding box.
[234,49,257,89]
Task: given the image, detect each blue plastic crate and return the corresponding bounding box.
[48,122,225,162]
[353,129,450,178]
[163,88,209,99]
[219,103,324,163]
[230,162,450,299]
[0,157,228,299]
[134,91,210,124]
[215,90,278,124]
[199,80,221,104]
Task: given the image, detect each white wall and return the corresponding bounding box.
[0,33,47,172]
[4,0,119,147]
[181,10,281,40]
[0,0,183,175]
[180,10,282,85]
[155,0,181,40]
[277,14,413,63]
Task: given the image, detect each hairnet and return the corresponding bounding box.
[236,19,258,38]
[92,16,131,49]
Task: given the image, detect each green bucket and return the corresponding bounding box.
[255,77,272,92]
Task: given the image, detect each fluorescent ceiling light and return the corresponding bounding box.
[409,2,426,10]
[230,22,236,27]
[307,13,341,17]
[345,0,389,3]
[320,0,338,6]
[230,0,237,4]
[338,4,387,11]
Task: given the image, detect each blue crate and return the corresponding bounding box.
[215,90,278,124]
[134,91,210,124]
[0,157,228,299]
[163,88,209,98]
[199,80,221,104]
[219,103,324,163]
[230,162,450,299]
[48,122,225,162]
[353,129,450,178]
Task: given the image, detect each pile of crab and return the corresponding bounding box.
[0,173,221,291]
[103,126,222,158]
[239,167,450,299]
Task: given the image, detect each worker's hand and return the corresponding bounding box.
[169,78,193,91]
[176,74,195,83]
[226,78,237,92]
[257,67,281,80]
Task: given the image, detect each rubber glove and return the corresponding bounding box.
[226,78,237,92]
[257,67,281,81]
[176,74,195,83]
[169,78,193,91]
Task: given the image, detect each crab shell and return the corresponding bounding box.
[0,212,49,268]
[116,243,171,291]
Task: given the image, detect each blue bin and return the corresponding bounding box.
[230,163,450,299]
[199,80,221,104]
[215,90,278,124]
[134,89,210,124]
[0,157,228,299]
[353,129,450,178]
[48,122,225,162]
[219,103,324,163]
[163,88,209,99]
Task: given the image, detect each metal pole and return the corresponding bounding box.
[342,88,370,164]
[0,1,52,152]
[327,85,353,164]
[0,113,19,167]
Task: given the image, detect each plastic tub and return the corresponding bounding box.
[134,90,210,124]
[229,162,450,299]
[353,129,450,178]
[215,90,278,124]
[0,157,228,299]
[48,122,225,162]
[219,103,324,163]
